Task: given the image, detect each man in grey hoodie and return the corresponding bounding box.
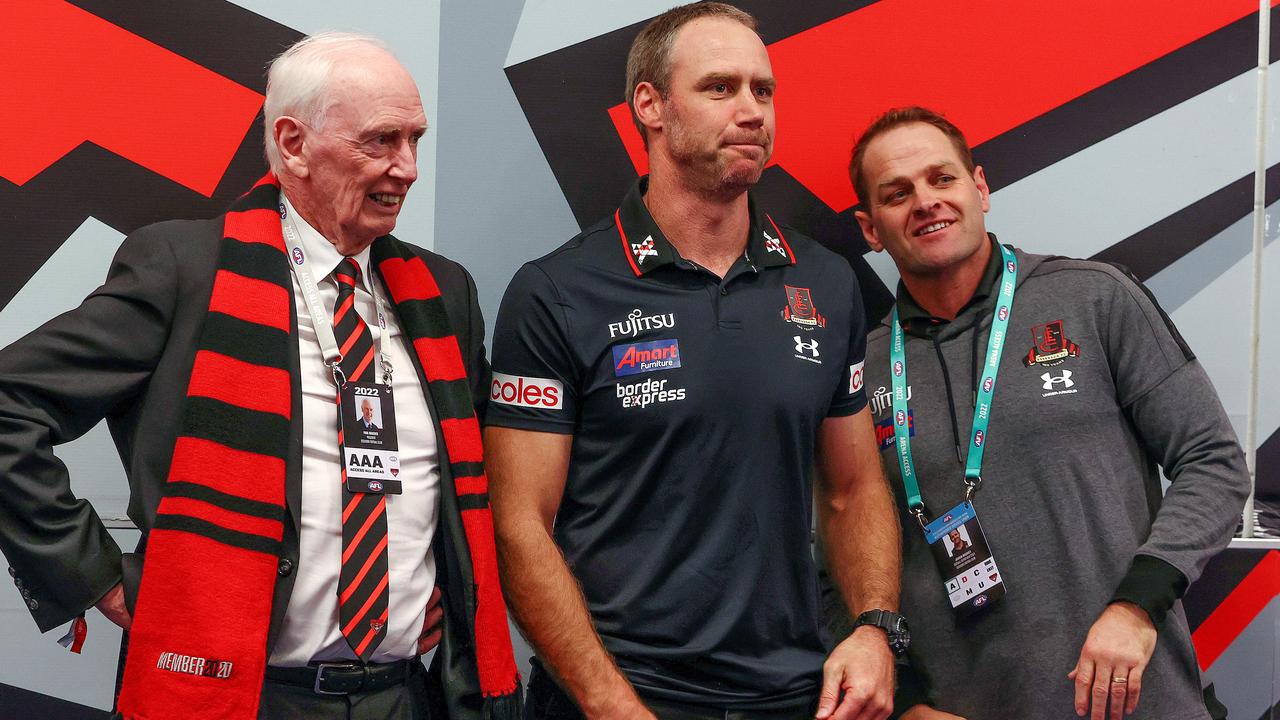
[824,106,1248,720]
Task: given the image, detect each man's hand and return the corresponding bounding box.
[815,626,894,720]
[1067,602,1157,720]
[900,706,967,720]
[417,585,444,655]
[95,583,131,631]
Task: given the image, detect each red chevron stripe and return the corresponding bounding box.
[377,257,441,302]
[413,336,468,382]
[0,0,263,195]
[208,270,291,331]
[167,437,285,505]
[156,497,283,541]
[186,350,291,417]
[608,0,1275,211]
[1193,550,1280,670]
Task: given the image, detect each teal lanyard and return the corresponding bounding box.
[889,245,1018,518]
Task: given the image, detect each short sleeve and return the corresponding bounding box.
[827,264,869,417]
[484,262,579,432]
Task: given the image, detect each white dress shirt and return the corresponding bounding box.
[269,196,440,666]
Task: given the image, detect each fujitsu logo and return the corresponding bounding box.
[608,308,675,338]
[870,385,911,416]
[490,372,563,409]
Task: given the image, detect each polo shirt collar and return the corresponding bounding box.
[614,176,796,277]
[282,194,374,290]
[895,233,1002,332]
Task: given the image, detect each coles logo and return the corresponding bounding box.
[490,372,563,409]
[849,361,864,394]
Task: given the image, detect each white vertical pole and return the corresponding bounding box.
[1243,0,1270,538]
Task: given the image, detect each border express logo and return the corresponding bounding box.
[613,338,680,377]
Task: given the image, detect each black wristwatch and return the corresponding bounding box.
[854,609,910,656]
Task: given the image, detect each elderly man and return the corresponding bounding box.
[486,4,903,720]
[0,33,519,720]
[823,106,1248,720]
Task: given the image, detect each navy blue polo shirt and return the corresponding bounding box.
[486,178,868,708]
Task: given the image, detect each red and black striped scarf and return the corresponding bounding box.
[117,174,519,719]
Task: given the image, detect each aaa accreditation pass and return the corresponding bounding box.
[341,382,402,494]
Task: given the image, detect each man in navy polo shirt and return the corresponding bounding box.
[485,4,904,720]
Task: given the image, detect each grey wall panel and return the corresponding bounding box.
[435,0,580,326]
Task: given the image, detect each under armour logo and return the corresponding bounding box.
[632,236,658,264]
[794,336,819,357]
[1041,370,1074,390]
[763,229,785,255]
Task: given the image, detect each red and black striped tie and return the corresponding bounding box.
[333,257,389,660]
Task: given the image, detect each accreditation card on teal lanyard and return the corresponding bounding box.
[889,244,1017,617]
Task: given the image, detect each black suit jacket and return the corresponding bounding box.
[0,213,492,715]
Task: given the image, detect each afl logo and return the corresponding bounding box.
[368,480,383,492]
[982,377,994,393]
[278,202,287,219]
[291,247,305,265]
[975,595,988,607]
[893,360,903,376]
[1006,261,1016,273]
[998,305,1009,321]
[896,410,906,426]
[973,430,985,447]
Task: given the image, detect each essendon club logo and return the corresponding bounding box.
[1024,320,1080,367]
[782,285,825,329]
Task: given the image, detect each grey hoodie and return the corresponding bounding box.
[831,244,1248,719]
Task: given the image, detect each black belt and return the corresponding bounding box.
[265,659,418,695]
